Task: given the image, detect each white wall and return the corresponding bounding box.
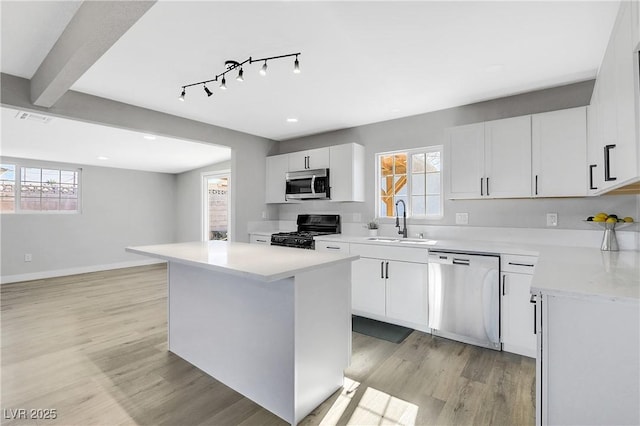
[277,81,640,233]
[0,157,176,281]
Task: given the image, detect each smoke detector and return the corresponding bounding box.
[14,111,53,124]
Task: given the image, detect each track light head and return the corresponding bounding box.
[220,76,227,90]
[293,56,300,74]
[179,88,186,101]
[260,61,268,76]
[236,68,244,82]
[204,85,213,97]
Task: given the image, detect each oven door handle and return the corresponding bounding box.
[311,174,316,195]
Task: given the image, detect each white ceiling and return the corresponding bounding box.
[0,1,621,167]
[0,107,230,174]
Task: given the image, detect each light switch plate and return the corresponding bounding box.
[456,213,469,225]
[546,213,558,227]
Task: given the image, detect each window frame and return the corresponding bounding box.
[375,145,443,220]
[0,161,82,215]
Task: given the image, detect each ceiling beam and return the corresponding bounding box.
[30,0,156,108]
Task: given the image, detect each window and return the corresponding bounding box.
[376,146,442,218]
[0,163,80,213]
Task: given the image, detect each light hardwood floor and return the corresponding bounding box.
[1,264,535,425]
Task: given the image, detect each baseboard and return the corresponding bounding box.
[0,259,166,285]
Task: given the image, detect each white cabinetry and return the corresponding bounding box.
[249,233,272,245]
[265,143,365,203]
[588,1,639,194]
[500,254,537,358]
[349,243,428,331]
[447,123,485,199]
[315,240,350,253]
[534,293,639,426]
[447,116,531,199]
[531,107,587,197]
[329,143,365,202]
[265,154,292,204]
[288,147,330,171]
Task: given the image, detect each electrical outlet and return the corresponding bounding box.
[546,213,558,227]
[24,253,32,262]
[456,213,469,225]
[261,211,268,219]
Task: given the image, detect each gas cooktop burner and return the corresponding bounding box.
[270,215,341,250]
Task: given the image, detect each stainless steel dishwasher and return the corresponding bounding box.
[427,250,500,350]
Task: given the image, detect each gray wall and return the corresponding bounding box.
[0,157,176,277]
[1,73,277,243]
[175,160,231,242]
[277,81,640,230]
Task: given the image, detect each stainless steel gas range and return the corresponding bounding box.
[270,214,341,249]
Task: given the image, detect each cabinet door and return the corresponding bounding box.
[307,147,330,169]
[386,261,428,327]
[329,143,365,202]
[447,123,485,199]
[611,2,638,185]
[351,258,386,317]
[265,154,288,203]
[532,107,587,197]
[484,116,532,198]
[501,272,536,358]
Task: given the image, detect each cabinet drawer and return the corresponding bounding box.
[350,243,428,263]
[315,240,349,253]
[250,234,271,245]
[501,254,537,274]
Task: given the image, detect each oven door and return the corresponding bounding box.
[286,168,330,200]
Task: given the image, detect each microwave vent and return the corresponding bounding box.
[14,111,53,124]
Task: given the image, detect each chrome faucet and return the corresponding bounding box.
[395,199,408,238]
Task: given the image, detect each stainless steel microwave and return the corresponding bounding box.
[285,168,330,200]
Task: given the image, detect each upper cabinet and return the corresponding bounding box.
[448,116,531,199]
[329,143,365,202]
[448,108,590,199]
[265,143,365,203]
[532,107,587,197]
[288,148,330,171]
[587,1,639,194]
[484,116,532,198]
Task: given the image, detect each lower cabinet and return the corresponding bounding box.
[534,292,639,426]
[500,255,537,357]
[350,243,429,331]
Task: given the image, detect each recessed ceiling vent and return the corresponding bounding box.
[14,111,53,124]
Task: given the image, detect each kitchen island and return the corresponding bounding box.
[126,241,359,425]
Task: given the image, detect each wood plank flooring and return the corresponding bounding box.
[1,265,535,425]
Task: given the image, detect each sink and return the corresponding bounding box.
[366,237,400,242]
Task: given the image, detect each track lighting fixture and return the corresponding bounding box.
[178,51,301,101]
[294,55,300,74]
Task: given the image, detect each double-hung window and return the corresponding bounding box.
[376,146,442,219]
[0,163,81,213]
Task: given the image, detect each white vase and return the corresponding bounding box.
[368,229,378,237]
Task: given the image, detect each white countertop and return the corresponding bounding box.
[315,234,640,302]
[127,241,359,282]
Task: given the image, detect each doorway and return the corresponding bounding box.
[202,171,231,241]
